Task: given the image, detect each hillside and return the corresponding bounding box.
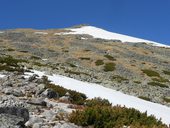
[0,25,170,127]
[1,25,170,106]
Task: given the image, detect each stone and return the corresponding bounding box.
[42,88,59,99]
[53,122,80,128]
[2,81,12,87]
[41,109,56,121]
[25,116,44,127]
[59,96,70,103]
[28,74,38,82]
[27,98,47,106]
[3,88,24,97]
[33,123,42,128]
[0,114,24,128]
[0,107,29,126]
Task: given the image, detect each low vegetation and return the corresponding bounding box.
[79,57,90,60]
[104,62,116,72]
[67,63,77,67]
[134,81,141,84]
[30,55,41,60]
[104,54,116,61]
[163,97,170,103]
[85,97,111,107]
[152,77,169,83]
[46,83,87,105]
[163,70,170,75]
[32,62,47,67]
[148,82,169,88]
[112,75,128,83]
[138,96,151,101]
[69,98,167,128]
[95,59,104,66]
[65,70,89,76]
[0,55,27,72]
[142,69,160,77]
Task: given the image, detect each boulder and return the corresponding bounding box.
[3,88,24,97]
[42,88,59,99]
[28,74,38,82]
[0,107,29,126]
[25,116,44,127]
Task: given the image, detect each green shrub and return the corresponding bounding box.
[163,70,170,75]
[69,105,167,128]
[95,60,104,66]
[134,81,141,84]
[0,56,27,67]
[0,56,27,72]
[104,62,116,72]
[163,97,170,103]
[30,55,41,60]
[104,55,116,61]
[33,62,46,67]
[79,57,90,60]
[148,82,168,88]
[7,48,15,51]
[142,69,160,77]
[65,70,89,76]
[19,50,28,53]
[152,77,169,83]
[46,84,87,105]
[85,97,111,107]
[112,75,128,83]
[138,96,151,101]
[67,63,77,67]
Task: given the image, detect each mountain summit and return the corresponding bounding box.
[56,25,169,47]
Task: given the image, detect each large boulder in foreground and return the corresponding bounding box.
[0,107,29,127]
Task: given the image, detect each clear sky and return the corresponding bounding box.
[0,0,170,45]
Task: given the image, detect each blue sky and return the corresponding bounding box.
[0,0,170,45]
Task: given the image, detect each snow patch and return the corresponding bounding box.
[34,32,48,35]
[0,31,4,34]
[81,37,87,40]
[42,59,48,61]
[0,74,5,78]
[24,70,170,125]
[55,26,169,48]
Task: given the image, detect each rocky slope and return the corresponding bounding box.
[0,71,82,128]
[0,25,170,106]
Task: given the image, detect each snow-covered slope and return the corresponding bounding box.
[56,26,169,47]
[25,70,170,125]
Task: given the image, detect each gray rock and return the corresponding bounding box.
[3,88,24,97]
[53,122,80,128]
[32,123,42,128]
[25,116,44,127]
[59,96,70,102]
[28,74,38,82]
[42,88,59,99]
[0,114,23,128]
[41,109,56,121]
[0,95,26,108]
[0,107,29,126]
[2,81,12,87]
[27,98,47,106]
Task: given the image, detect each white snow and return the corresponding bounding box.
[25,70,170,125]
[55,26,169,48]
[0,74,5,78]
[0,31,4,34]
[81,37,87,40]
[42,59,48,61]
[34,32,48,35]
